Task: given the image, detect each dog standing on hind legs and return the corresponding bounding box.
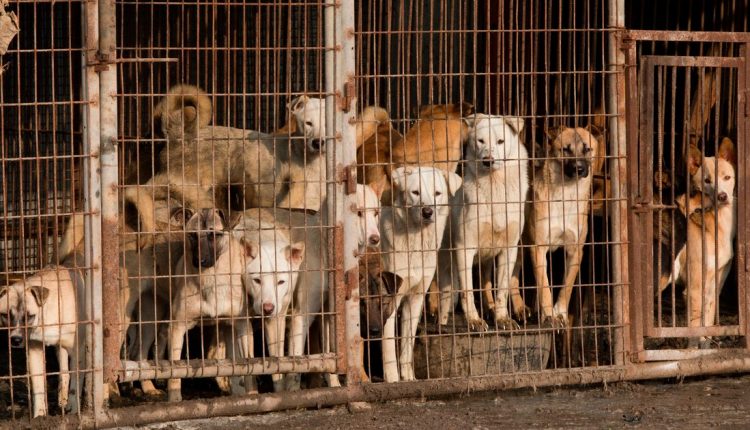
[526,125,602,328]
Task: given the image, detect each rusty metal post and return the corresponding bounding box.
[82,0,104,416]
[607,0,629,367]
[98,0,121,398]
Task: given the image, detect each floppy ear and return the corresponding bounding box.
[287,95,309,115]
[462,116,476,130]
[29,286,50,307]
[170,206,194,227]
[504,116,525,135]
[240,238,259,260]
[442,171,463,196]
[687,144,703,176]
[390,167,411,191]
[545,125,566,142]
[0,286,7,301]
[585,123,604,139]
[674,193,688,215]
[718,137,737,167]
[379,271,403,295]
[285,242,306,267]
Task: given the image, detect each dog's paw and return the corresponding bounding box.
[495,317,520,331]
[541,315,567,330]
[467,318,489,332]
[513,305,532,322]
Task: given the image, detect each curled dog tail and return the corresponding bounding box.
[155,84,213,141]
[356,105,390,149]
[57,212,85,262]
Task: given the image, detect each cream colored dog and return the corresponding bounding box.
[380,166,462,382]
[437,115,529,331]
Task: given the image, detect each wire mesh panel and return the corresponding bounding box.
[0,0,99,422]
[625,34,750,361]
[354,0,624,384]
[114,0,350,404]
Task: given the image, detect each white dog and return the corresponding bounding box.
[0,266,86,417]
[380,166,462,382]
[438,115,528,331]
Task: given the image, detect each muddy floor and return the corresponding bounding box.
[121,374,750,429]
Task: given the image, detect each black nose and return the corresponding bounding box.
[10,336,23,348]
[576,166,587,176]
[368,234,380,246]
[718,192,728,203]
[369,325,381,336]
[421,207,434,219]
[309,139,323,152]
[482,157,493,167]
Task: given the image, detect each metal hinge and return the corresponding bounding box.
[338,80,355,113]
[341,164,356,195]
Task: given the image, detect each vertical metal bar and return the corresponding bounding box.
[99,0,120,395]
[739,43,750,347]
[608,0,629,367]
[82,0,104,416]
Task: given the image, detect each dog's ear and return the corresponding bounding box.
[442,171,463,197]
[285,242,306,267]
[460,102,474,116]
[170,206,194,227]
[0,286,7,301]
[504,116,525,135]
[240,238,259,260]
[462,115,476,131]
[585,123,604,140]
[687,144,703,176]
[288,95,309,115]
[544,125,566,142]
[380,271,403,296]
[718,137,737,167]
[674,193,688,215]
[205,208,227,230]
[28,286,50,307]
[390,167,410,191]
[368,179,387,201]
[654,171,672,190]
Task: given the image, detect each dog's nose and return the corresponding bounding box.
[10,336,23,348]
[421,207,434,219]
[309,139,323,152]
[262,302,275,316]
[368,234,380,246]
[481,157,494,167]
[576,166,586,176]
[718,192,728,203]
[369,325,381,336]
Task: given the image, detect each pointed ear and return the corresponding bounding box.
[29,286,50,307]
[379,271,403,296]
[460,102,474,116]
[545,125,566,142]
[368,180,386,201]
[241,238,259,260]
[287,95,309,115]
[462,116,476,130]
[442,171,463,196]
[505,116,525,135]
[718,137,737,167]
[585,123,604,139]
[687,144,703,176]
[390,167,410,191]
[675,193,688,215]
[285,242,305,267]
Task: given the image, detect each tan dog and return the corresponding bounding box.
[526,126,601,328]
[0,265,85,417]
[356,106,403,195]
[660,138,736,346]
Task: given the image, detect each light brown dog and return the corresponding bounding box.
[356,106,403,196]
[525,125,602,328]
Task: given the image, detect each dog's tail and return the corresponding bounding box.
[356,105,390,149]
[155,84,213,141]
[57,212,86,262]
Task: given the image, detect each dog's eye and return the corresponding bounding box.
[705,177,711,184]
[357,211,363,218]
[374,210,380,217]
[583,146,591,153]
[305,121,313,128]
[477,139,485,145]
[411,190,420,196]
[496,139,504,145]
[27,314,35,320]
[252,278,261,285]
[278,280,286,286]
[724,175,731,181]
[435,191,442,197]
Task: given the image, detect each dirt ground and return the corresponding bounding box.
[121,374,750,429]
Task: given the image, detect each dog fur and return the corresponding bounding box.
[526,126,601,327]
[379,166,462,382]
[437,114,529,331]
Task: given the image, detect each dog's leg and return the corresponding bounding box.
[381,295,404,383]
[509,255,531,322]
[322,314,342,388]
[437,250,456,325]
[398,285,426,381]
[207,327,231,394]
[531,245,554,326]
[167,320,189,402]
[28,342,48,417]
[234,318,257,394]
[481,263,496,317]
[457,247,488,331]
[57,346,70,411]
[264,313,287,392]
[65,339,84,414]
[133,295,163,397]
[287,284,324,391]
[554,242,585,327]
[493,246,520,330]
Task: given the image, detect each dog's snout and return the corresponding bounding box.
[10,336,23,348]
[718,192,728,203]
[369,325,381,336]
[481,157,493,167]
[576,164,589,178]
[309,139,323,152]
[262,302,275,316]
[368,234,381,246]
[421,207,434,220]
